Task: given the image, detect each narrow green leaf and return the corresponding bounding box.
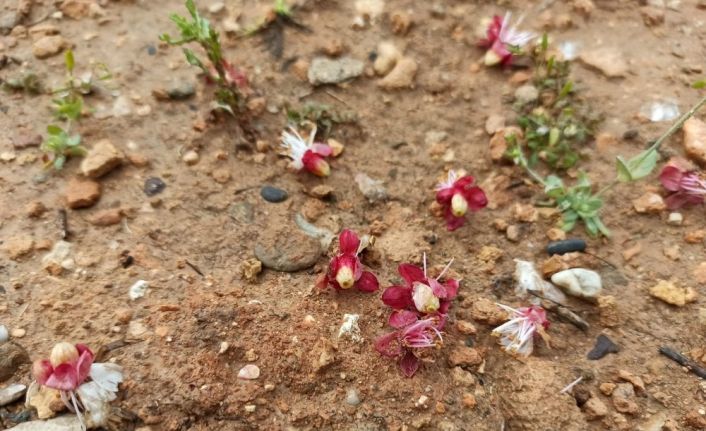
[47,124,63,135]
[693,80,706,89]
[65,50,75,74]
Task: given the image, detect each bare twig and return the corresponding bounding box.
[659,346,706,379]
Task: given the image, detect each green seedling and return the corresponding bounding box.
[52,50,111,121]
[160,0,245,114]
[694,79,706,90]
[286,102,358,138]
[41,125,86,170]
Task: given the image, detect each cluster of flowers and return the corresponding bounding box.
[659,163,706,209]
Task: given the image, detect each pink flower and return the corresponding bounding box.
[381,255,459,322]
[435,170,488,231]
[318,229,379,292]
[478,12,535,66]
[281,125,332,177]
[30,342,124,430]
[375,312,444,377]
[659,165,706,209]
[492,304,550,357]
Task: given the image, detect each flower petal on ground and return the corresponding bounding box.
[356,271,379,292]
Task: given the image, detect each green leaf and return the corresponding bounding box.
[693,79,706,89]
[544,174,565,199]
[541,33,548,52]
[558,81,573,99]
[65,50,75,74]
[616,148,658,182]
[47,125,63,135]
[53,156,65,170]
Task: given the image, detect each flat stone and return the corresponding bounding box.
[447,346,483,367]
[80,139,124,178]
[0,384,27,407]
[632,192,666,213]
[3,236,34,260]
[649,279,697,306]
[587,334,619,360]
[0,343,29,382]
[355,173,387,202]
[229,202,254,224]
[32,35,68,59]
[308,57,364,85]
[65,178,101,209]
[683,117,706,166]
[6,415,85,430]
[255,227,322,272]
[87,208,123,226]
[579,47,628,78]
[260,186,288,203]
[582,397,608,420]
[377,57,417,89]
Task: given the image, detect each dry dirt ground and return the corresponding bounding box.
[2,0,706,430]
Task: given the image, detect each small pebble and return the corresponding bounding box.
[346,388,361,406]
[146,44,156,55]
[129,280,148,300]
[0,384,26,407]
[244,404,256,413]
[238,364,260,380]
[587,334,619,360]
[218,342,229,354]
[260,186,288,203]
[668,212,683,226]
[10,328,25,338]
[0,325,8,344]
[182,150,199,165]
[144,177,166,197]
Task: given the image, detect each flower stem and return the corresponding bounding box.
[647,95,706,155]
[514,146,548,187]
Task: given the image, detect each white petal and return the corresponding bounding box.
[90,363,124,394]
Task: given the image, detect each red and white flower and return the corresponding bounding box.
[381,254,459,323]
[478,12,535,67]
[374,311,444,377]
[435,170,488,231]
[492,304,550,357]
[29,342,123,430]
[318,229,379,293]
[281,125,332,177]
[659,164,706,209]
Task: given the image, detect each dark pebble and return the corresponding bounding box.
[147,45,157,56]
[622,129,639,140]
[547,238,586,255]
[261,186,288,203]
[587,334,619,360]
[0,286,4,294]
[167,82,196,100]
[144,177,166,197]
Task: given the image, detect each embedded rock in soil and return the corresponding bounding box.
[239,258,262,281]
[579,47,628,78]
[587,334,619,360]
[612,383,639,415]
[27,386,65,419]
[355,173,387,202]
[514,84,539,104]
[61,0,92,19]
[582,396,608,420]
[87,208,123,226]
[0,342,29,382]
[42,241,73,275]
[0,12,19,35]
[551,268,602,301]
[649,279,697,306]
[683,117,706,166]
[447,346,483,367]
[308,57,364,85]
[377,57,417,89]
[32,35,69,59]
[373,41,401,76]
[467,297,508,325]
[255,227,322,272]
[7,416,87,431]
[0,383,26,407]
[632,192,665,213]
[598,295,621,327]
[65,178,101,209]
[3,236,34,260]
[80,139,124,178]
[498,358,585,430]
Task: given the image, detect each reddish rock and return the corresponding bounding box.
[87,208,123,226]
[65,178,101,209]
[448,346,483,367]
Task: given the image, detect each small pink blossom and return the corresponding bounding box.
[478,12,535,66]
[318,229,379,293]
[492,304,550,357]
[281,125,332,177]
[659,164,706,209]
[381,254,458,324]
[435,170,488,231]
[374,313,444,377]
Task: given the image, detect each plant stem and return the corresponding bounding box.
[643,95,706,160]
[515,146,548,186]
[595,179,617,197]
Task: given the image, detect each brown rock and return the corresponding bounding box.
[240,258,262,282]
[599,382,616,396]
[377,57,417,90]
[455,320,477,335]
[598,295,621,327]
[632,192,666,213]
[617,370,645,393]
[572,0,595,16]
[622,243,642,262]
[32,35,68,59]
[114,308,133,324]
[685,229,706,244]
[663,244,680,261]
[640,6,665,27]
[246,97,266,116]
[685,410,706,428]
[512,203,538,223]
[26,201,47,218]
[80,139,124,179]
[28,385,65,419]
[127,153,149,167]
[291,58,309,81]
[312,338,337,372]
[649,279,697,306]
[87,208,123,226]
[390,11,412,35]
[485,114,505,135]
[448,346,483,367]
[579,47,628,78]
[509,71,532,85]
[694,262,706,284]
[60,0,92,19]
[506,225,520,242]
[309,185,334,199]
[4,236,32,262]
[321,38,345,57]
[451,367,475,386]
[611,383,639,415]
[65,178,101,209]
[684,117,706,166]
[546,228,566,241]
[462,393,477,409]
[582,397,608,420]
[489,126,522,162]
[468,297,508,325]
[211,168,232,184]
[595,132,617,153]
[301,198,326,222]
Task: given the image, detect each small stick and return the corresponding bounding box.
[659,346,706,379]
[58,209,69,240]
[324,90,350,107]
[559,376,583,394]
[185,260,204,277]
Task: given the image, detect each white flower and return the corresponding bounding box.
[498,12,534,48]
[281,126,315,170]
[75,363,124,426]
[492,304,549,357]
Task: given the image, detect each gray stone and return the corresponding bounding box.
[308,57,364,85]
[254,227,322,272]
[229,202,254,224]
[514,84,539,105]
[0,384,26,407]
[0,343,29,382]
[0,324,8,344]
[346,388,361,406]
[7,415,85,430]
[0,12,19,35]
[260,186,288,203]
[355,173,387,202]
[551,268,602,301]
[167,81,195,100]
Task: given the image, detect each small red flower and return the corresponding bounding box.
[381,255,458,323]
[374,313,443,377]
[659,164,706,209]
[32,343,93,392]
[478,12,534,66]
[281,125,332,177]
[319,229,379,293]
[435,170,488,231]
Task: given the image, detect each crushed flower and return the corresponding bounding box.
[659,164,706,209]
[492,304,550,357]
[375,312,444,377]
[281,124,332,177]
[435,170,488,231]
[318,229,379,293]
[381,254,458,323]
[478,12,535,67]
[29,342,123,430]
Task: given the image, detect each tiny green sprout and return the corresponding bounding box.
[160,0,244,114]
[694,79,706,90]
[51,50,112,121]
[273,0,292,17]
[41,125,86,170]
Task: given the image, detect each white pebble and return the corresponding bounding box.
[218,342,229,354]
[668,212,683,226]
[0,325,8,344]
[346,388,361,406]
[244,404,256,413]
[238,364,260,380]
[10,328,26,338]
[129,280,148,300]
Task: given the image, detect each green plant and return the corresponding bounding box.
[40,125,86,170]
[52,50,111,122]
[160,0,244,114]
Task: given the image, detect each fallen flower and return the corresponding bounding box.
[375,312,443,377]
[29,342,123,430]
[492,304,550,357]
[478,12,535,67]
[381,254,458,322]
[318,229,379,292]
[281,124,332,177]
[435,170,488,231]
[659,164,706,209]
